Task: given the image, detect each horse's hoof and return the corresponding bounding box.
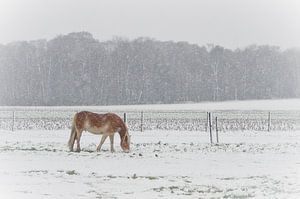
[123,149,130,153]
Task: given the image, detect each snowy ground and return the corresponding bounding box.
[1,100,300,132]
[0,130,300,198]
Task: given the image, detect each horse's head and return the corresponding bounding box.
[121,133,130,153]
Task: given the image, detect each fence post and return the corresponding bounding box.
[205,112,209,132]
[208,112,213,144]
[215,116,219,143]
[12,111,15,132]
[140,111,144,132]
[268,111,271,132]
[123,112,127,123]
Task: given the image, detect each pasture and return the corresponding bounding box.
[0,100,300,198]
[0,130,300,198]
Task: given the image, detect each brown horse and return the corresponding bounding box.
[68,111,130,153]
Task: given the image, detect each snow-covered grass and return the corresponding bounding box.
[1,106,300,132]
[0,130,300,198]
[0,99,299,198]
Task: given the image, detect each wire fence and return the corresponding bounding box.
[0,109,300,132]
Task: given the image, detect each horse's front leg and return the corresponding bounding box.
[75,130,83,152]
[109,135,115,153]
[96,135,108,152]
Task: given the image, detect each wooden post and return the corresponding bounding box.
[123,112,127,123]
[268,112,271,132]
[140,111,144,132]
[215,116,219,143]
[12,111,15,132]
[208,112,213,144]
[205,112,209,132]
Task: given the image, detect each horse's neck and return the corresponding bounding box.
[118,125,127,138]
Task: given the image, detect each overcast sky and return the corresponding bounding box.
[0,0,299,49]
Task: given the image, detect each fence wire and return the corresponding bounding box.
[0,109,299,131]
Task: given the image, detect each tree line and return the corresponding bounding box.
[0,32,299,106]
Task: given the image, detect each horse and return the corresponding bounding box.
[68,111,130,153]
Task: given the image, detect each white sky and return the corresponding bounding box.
[0,0,300,49]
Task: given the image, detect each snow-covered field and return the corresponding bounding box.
[0,100,300,198]
[1,99,300,132]
[0,130,300,198]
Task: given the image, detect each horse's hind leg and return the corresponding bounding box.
[75,129,83,152]
[109,135,115,153]
[96,135,108,152]
[68,125,76,152]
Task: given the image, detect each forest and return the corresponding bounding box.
[0,32,299,105]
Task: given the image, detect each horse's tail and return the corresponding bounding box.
[68,113,77,151]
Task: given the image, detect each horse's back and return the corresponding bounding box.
[73,111,125,134]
